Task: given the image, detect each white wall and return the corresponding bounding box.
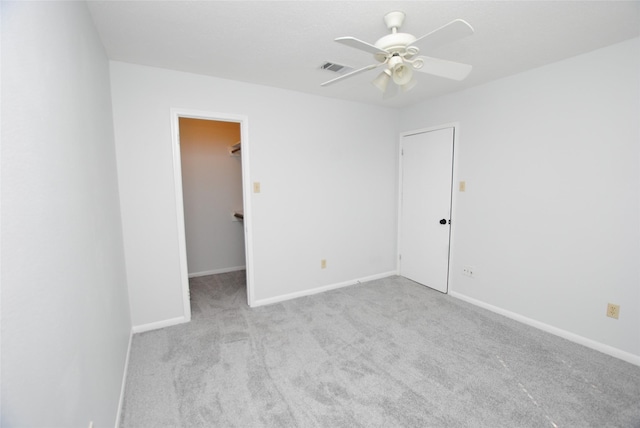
[179,118,245,275]
[109,62,400,327]
[1,2,131,427]
[401,38,640,361]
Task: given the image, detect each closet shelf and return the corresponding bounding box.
[229,142,241,156]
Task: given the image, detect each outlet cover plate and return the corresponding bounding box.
[606,303,620,319]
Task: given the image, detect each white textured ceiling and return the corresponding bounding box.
[87,1,640,109]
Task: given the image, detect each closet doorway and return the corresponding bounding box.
[170,109,254,314]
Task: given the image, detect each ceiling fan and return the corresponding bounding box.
[321,11,474,97]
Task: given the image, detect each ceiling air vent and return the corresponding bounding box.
[320,62,352,74]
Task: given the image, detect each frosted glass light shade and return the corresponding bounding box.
[392,63,413,86]
[372,69,392,93]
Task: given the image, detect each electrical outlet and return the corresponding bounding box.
[321,259,327,269]
[606,303,620,319]
[462,266,475,278]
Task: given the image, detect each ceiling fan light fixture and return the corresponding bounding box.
[371,69,392,93]
[387,55,403,69]
[392,63,413,86]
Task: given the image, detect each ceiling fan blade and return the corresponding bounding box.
[335,36,388,55]
[411,19,474,52]
[414,56,472,81]
[321,63,382,86]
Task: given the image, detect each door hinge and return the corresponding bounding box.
[399,254,402,260]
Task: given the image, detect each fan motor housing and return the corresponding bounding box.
[374,33,418,61]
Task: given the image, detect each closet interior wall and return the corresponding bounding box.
[179,118,245,277]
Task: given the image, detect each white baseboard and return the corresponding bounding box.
[131,316,188,334]
[449,291,640,367]
[251,271,397,308]
[188,266,246,278]
[114,329,133,428]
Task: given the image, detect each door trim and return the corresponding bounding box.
[397,122,460,293]
[170,108,255,316]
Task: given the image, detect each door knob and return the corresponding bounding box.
[439,219,447,225]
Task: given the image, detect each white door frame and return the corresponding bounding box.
[397,122,460,292]
[170,108,255,314]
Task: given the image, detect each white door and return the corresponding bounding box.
[399,127,454,293]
